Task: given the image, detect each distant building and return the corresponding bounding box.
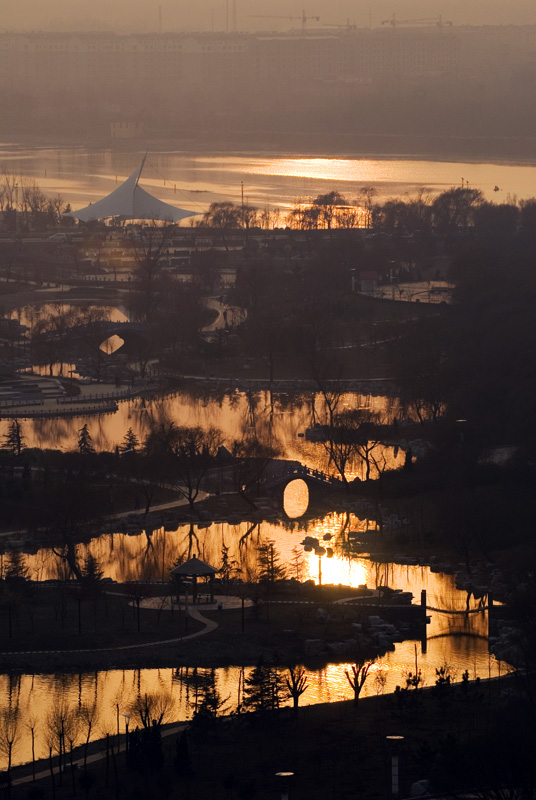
[1,26,535,99]
[110,121,145,139]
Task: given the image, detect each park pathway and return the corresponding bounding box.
[1,595,252,657]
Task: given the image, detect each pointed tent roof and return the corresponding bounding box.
[66,157,197,223]
[171,557,219,577]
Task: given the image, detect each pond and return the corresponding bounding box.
[0,505,509,770]
[0,558,506,771]
[0,379,506,769]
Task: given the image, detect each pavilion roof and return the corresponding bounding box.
[171,557,219,577]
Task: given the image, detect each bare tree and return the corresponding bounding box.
[128,224,174,323]
[144,422,223,509]
[345,660,374,707]
[230,438,279,508]
[202,201,241,250]
[31,302,78,376]
[324,408,384,483]
[129,692,174,730]
[45,702,79,777]
[285,666,309,717]
[0,708,20,781]
[78,703,97,768]
[311,191,350,231]
[25,714,38,781]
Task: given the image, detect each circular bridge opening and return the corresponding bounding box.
[100,335,124,355]
[283,479,309,518]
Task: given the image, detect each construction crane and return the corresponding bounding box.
[381,14,453,27]
[248,9,320,33]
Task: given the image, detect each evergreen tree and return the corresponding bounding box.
[257,540,287,584]
[81,553,103,586]
[77,423,94,455]
[219,542,239,586]
[190,671,229,738]
[290,546,306,582]
[243,661,287,713]
[2,419,24,456]
[4,551,29,583]
[120,427,140,454]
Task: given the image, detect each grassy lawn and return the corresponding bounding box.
[0,579,416,672]
[0,584,203,653]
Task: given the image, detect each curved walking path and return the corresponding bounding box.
[0,594,252,657]
[11,721,189,788]
[0,594,362,658]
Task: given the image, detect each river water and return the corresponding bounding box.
[0,389,406,479]
[1,145,535,221]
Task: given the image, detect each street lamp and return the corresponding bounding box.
[386,736,404,799]
[122,714,130,756]
[14,183,19,236]
[275,772,294,800]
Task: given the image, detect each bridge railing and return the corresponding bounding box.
[425,604,488,614]
[0,398,45,409]
[264,464,343,488]
[58,389,133,404]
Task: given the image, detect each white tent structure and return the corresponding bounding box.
[66,157,196,223]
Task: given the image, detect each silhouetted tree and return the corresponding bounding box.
[345,660,374,707]
[243,661,287,714]
[285,666,309,716]
[77,423,94,455]
[2,419,24,456]
[120,427,140,454]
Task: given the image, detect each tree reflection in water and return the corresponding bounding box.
[10,390,406,481]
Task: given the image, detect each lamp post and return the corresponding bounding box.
[122,714,130,757]
[314,546,326,586]
[14,183,19,237]
[455,418,467,445]
[386,736,404,799]
[275,772,294,800]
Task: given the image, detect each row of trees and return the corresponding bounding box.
[0,655,375,783]
[0,171,71,231]
[199,188,536,238]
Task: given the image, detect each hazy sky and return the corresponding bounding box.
[2,0,536,33]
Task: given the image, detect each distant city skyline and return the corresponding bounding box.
[3,0,536,33]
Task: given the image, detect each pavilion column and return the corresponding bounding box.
[210,574,214,603]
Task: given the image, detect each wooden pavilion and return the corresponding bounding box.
[171,557,219,604]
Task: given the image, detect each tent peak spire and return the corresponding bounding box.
[65,157,196,223]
